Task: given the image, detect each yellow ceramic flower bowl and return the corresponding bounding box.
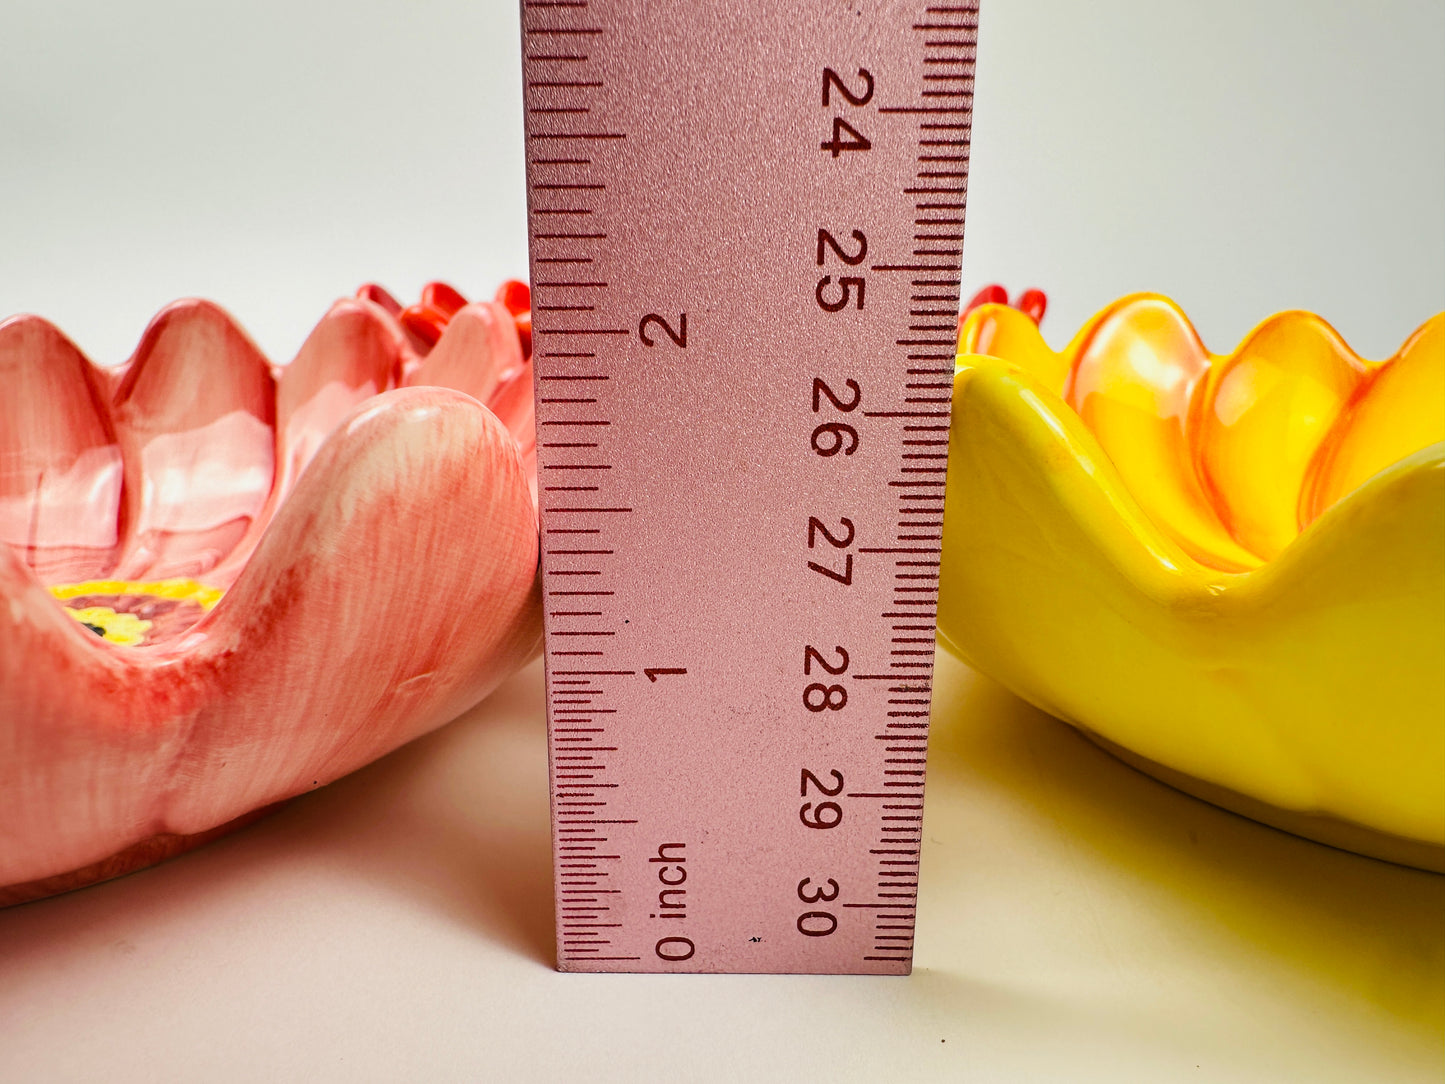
[939,295,1445,870]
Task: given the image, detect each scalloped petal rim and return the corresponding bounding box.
[958,296,1444,570]
[942,298,1444,865]
[0,288,543,898]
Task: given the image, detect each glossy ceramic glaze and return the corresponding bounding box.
[940,294,1445,869]
[0,282,542,903]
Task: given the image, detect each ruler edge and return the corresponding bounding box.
[520,0,977,975]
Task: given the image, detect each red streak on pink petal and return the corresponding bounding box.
[276,299,408,489]
[405,301,523,407]
[111,301,276,582]
[489,357,537,466]
[514,309,533,360]
[399,305,449,352]
[0,316,123,582]
[355,283,403,316]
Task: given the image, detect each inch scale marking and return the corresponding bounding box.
[522,0,978,974]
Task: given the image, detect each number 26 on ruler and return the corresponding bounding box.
[795,62,876,945]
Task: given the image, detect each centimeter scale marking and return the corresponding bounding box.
[521,0,978,974]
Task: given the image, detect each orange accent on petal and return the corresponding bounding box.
[962,284,1008,322]
[398,304,449,351]
[1065,297,1261,571]
[958,303,1071,393]
[496,279,531,317]
[1302,314,1445,526]
[1194,313,1367,560]
[1015,288,1047,326]
[421,281,468,319]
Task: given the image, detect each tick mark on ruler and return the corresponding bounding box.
[528,132,625,141]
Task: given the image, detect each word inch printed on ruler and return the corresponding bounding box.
[522,1,978,974]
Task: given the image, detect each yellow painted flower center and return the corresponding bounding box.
[49,578,224,647]
[63,606,152,645]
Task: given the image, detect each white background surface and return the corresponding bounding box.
[2,1,1443,1080]
[3,0,1441,364]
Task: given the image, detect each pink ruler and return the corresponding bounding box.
[522,0,978,974]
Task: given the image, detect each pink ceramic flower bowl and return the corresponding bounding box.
[0,281,542,904]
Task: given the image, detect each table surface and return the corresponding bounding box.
[1,650,1441,1083]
